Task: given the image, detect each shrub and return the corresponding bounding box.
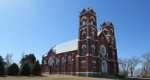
[117,72,128,79]
[20,63,31,76]
[20,54,36,66]
[7,63,19,75]
[0,63,5,75]
[32,60,41,76]
[0,56,5,75]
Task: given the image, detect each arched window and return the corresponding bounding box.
[81,16,87,26]
[55,57,60,65]
[91,31,95,39]
[90,16,95,25]
[48,57,54,66]
[99,45,107,57]
[91,45,95,55]
[82,20,86,25]
[110,29,113,34]
[81,45,86,56]
[44,59,47,65]
[61,57,65,65]
[81,30,86,39]
[68,55,72,63]
[90,20,93,25]
[81,16,87,21]
[90,16,95,22]
[90,28,95,39]
[103,30,108,35]
[80,28,87,39]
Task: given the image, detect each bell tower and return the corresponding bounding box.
[101,21,119,74]
[77,8,97,76]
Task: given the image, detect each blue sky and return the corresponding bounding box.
[0,0,150,63]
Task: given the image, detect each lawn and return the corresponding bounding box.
[0,74,114,80]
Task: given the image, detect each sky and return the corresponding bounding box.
[0,0,150,63]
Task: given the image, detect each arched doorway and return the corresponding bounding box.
[101,60,107,73]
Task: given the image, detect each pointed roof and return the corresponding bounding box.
[101,21,113,28]
[80,7,96,16]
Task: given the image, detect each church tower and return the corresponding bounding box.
[77,8,97,76]
[101,21,119,75]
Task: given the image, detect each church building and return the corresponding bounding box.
[42,8,119,77]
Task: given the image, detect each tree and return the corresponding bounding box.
[20,63,32,76]
[119,57,140,77]
[0,56,5,75]
[32,60,41,76]
[118,58,128,77]
[141,52,150,77]
[20,53,36,65]
[5,53,13,66]
[7,63,19,75]
[128,57,140,77]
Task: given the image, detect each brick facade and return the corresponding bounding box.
[42,8,119,77]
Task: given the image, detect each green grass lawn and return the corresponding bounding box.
[0,74,115,80]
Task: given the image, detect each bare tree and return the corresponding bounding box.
[119,58,130,77]
[5,53,13,66]
[141,52,150,77]
[128,57,140,77]
[119,57,140,77]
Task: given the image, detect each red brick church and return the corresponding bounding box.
[42,8,119,77]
